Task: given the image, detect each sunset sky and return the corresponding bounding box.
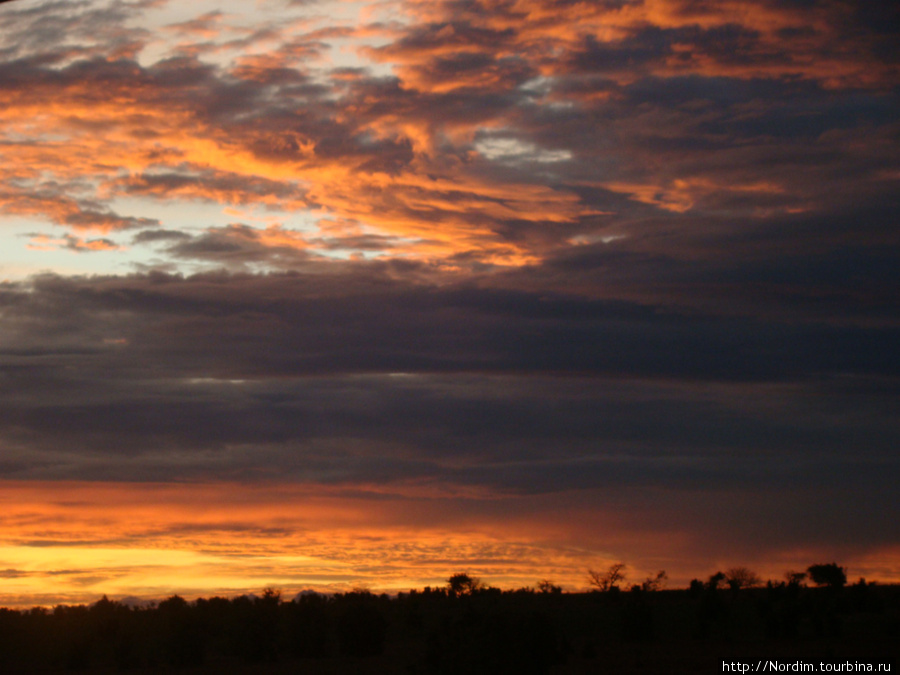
[0,0,898,607]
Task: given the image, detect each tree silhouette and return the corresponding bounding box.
[537,579,562,594]
[725,567,761,591]
[707,571,726,590]
[587,563,626,592]
[448,572,484,596]
[807,563,847,589]
[640,570,668,592]
[784,570,807,587]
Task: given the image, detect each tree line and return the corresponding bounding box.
[585,562,851,594]
[0,562,895,674]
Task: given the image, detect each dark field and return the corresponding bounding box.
[0,583,897,674]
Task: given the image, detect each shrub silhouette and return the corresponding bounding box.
[537,579,562,594]
[639,570,668,592]
[725,567,761,591]
[785,570,807,587]
[587,563,626,592]
[448,572,484,597]
[707,571,726,590]
[807,562,847,589]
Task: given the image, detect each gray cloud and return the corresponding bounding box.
[132,228,191,243]
[0,272,896,515]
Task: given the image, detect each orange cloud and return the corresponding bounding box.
[389,0,897,89]
[1,0,895,276]
[24,233,122,252]
[603,178,785,213]
[2,78,584,265]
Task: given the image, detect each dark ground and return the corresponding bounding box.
[1,583,897,674]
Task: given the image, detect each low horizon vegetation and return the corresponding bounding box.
[0,561,895,673]
[0,561,879,611]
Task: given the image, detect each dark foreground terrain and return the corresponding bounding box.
[0,582,896,674]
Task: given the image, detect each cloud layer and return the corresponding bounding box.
[0,0,897,601]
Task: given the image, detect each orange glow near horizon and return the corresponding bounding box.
[0,480,596,606]
[1,480,897,608]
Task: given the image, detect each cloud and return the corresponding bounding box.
[117,170,306,207]
[24,233,123,252]
[162,224,311,269]
[1,0,896,276]
[0,270,896,498]
[0,0,897,596]
[132,228,191,244]
[164,10,226,39]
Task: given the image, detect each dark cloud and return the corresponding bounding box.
[132,228,191,244]
[0,270,896,506]
[0,0,151,62]
[306,233,415,252]
[160,225,310,269]
[62,234,119,252]
[565,27,674,75]
[0,569,27,578]
[369,21,517,59]
[120,171,305,206]
[4,263,899,378]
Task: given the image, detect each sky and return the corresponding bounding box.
[0,0,898,607]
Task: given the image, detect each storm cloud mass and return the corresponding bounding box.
[0,0,897,602]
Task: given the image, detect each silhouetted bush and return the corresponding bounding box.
[808,562,848,589]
